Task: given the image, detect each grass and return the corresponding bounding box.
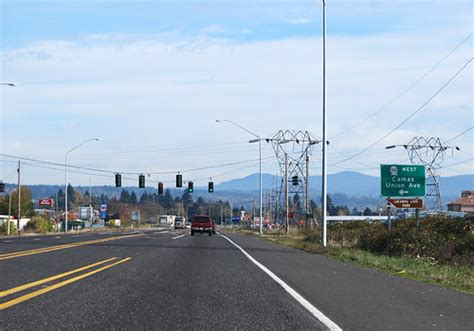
[234,229,474,294]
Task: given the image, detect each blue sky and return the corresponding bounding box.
[1,0,473,186]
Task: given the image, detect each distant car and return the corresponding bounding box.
[174,216,186,229]
[191,215,215,236]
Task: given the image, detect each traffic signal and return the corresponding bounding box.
[188,181,194,193]
[208,181,214,193]
[291,175,298,186]
[115,173,122,187]
[176,174,182,187]
[0,182,4,193]
[139,174,145,188]
[158,182,164,194]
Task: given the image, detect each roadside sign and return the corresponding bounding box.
[387,198,424,209]
[380,164,425,197]
[232,216,240,223]
[100,204,107,219]
[38,198,54,207]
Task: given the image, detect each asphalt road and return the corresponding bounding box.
[0,229,472,330]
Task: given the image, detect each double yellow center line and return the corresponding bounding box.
[0,257,131,310]
[0,233,143,260]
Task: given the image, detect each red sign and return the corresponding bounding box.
[38,198,54,207]
[387,198,423,209]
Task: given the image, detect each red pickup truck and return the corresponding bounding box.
[191,215,215,236]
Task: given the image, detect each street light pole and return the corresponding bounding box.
[64,138,99,232]
[216,119,263,235]
[321,0,328,247]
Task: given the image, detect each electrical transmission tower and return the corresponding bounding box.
[400,137,459,211]
[269,130,319,226]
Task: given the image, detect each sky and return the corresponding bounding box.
[0,0,473,187]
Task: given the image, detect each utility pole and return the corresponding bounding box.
[220,204,223,225]
[306,152,310,229]
[7,189,13,236]
[285,153,289,234]
[17,161,21,234]
[253,199,256,228]
[55,192,59,232]
[275,173,279,225]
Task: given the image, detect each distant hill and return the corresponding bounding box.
[216,171,473,200]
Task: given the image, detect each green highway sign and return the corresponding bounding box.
[380,164,425,198]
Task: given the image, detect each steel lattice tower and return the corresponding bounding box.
[269,130,319,224]
[402,137,459,211]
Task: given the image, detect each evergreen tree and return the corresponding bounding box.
[130,192,138,205]
[363,207,373,216]
[66,184,76,209]
[182,190,193,207]
[163,189,174,210]
[119,190,131,203]
[140,191,150,204]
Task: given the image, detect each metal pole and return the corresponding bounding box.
[285,153,289,234]
[259,139,263,235]
[89,178,93,230]
[220,205,223,225]
[253,199,256,228]
[387,204,392,231]
[415,208,419,228]
[306,152,310,228]
[65,153,68,232]
[7,190,13,236]
[56,193,59,232]
[17,161,21,234]
[321,0,328,247]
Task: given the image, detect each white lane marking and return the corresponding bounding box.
[155,231,169,234]
[221,234,342,331]
[55,236,61,239]
[3,240,12,243]
[33,238,41,241]
[172,234,186,240]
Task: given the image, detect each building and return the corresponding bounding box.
[447,191,474,215]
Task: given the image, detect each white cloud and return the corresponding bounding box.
[285,18,311,25]
[1,28,472,184]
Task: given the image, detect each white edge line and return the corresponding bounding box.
[221,234,342,331]
[172,234,186,240]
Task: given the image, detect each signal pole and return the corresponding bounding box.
[17,161,21,234]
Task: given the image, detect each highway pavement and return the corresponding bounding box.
[0,229,472,330]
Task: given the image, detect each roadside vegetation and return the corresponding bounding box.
[236,216,474,293]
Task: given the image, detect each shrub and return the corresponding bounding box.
[25,216,54,233]
[0,220,17,235]
[301,216,473,267]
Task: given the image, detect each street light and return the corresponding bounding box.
[216,119,264,235]
[321,0,328,247]
[65,138,99,232]
[0,82,16,86]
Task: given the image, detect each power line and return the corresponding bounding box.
[447,126,473,142]
[0,152,273,175]
[331,57,473,167]
[442,158,474,168]
[330,33,473,140]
